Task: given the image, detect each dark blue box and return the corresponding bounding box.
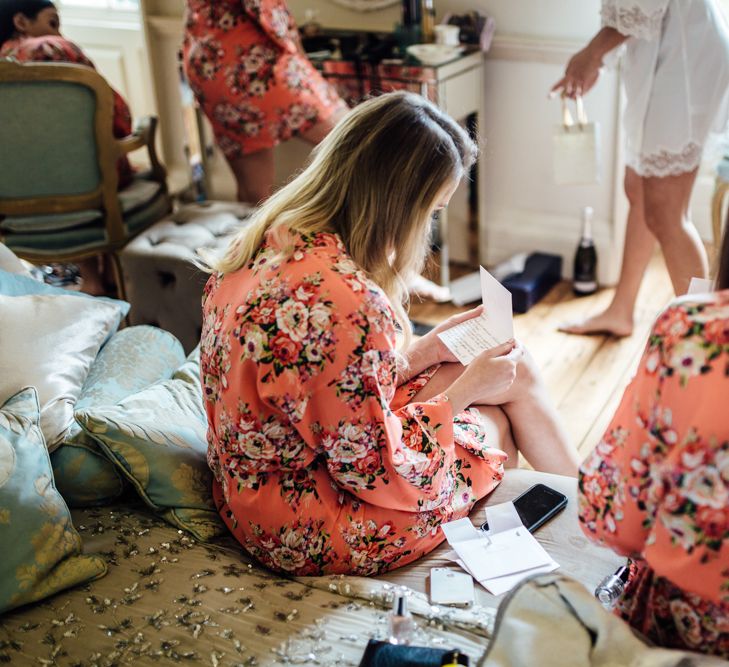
[501,252,562,313]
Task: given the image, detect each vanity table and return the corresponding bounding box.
[305,31,486,285]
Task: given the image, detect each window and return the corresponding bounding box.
[58,0,139,9]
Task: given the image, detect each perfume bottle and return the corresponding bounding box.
[388,592,416,645]
[441,650,469,666]
[594,565,630,609]
[573,206,598,296]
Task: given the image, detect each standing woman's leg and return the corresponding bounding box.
[642,168,707,295]
[561,167,656,337]
[226,148,276,205]
[227,107,348,205]
[300,106,349,145]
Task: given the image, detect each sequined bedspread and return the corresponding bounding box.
[0,470,623,666]
[0,503,489,666]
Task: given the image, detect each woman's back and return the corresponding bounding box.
[200,227,508,576]
[579,291,729,656]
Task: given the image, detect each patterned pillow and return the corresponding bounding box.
[0,267,129,338]
[0,293,122,450]
[0,387,107,613]
[52,326,186,507]
[75,348,225,542]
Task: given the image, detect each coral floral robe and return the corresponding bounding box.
[0,35,134,189]
[200,230,506,576]
[182,0,346,158]
[579,292,729,657]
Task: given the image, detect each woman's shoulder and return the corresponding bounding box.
[290,231,395,316]
[657,290,729,325]
[650,289,729,353]
[1,35,92,66]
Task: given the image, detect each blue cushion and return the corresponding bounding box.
[3,189,170,257]
[0,178,163,233]
[0,387,107,613]
[0,267,129,337]
[53,325,186,508]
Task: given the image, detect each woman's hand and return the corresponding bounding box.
[551,46,602,99]
[399,306,487,384]
[445,340,523,413]
[428,305,486,364]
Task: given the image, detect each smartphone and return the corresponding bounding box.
[480,483,568,533]
[429,567,475,606]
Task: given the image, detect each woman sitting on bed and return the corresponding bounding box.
[200,91,579,576]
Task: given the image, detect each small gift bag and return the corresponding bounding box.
[553,96,601,185]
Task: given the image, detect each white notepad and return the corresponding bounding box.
[436,267,513,365]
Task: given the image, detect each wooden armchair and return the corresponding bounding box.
[0,59,171,299]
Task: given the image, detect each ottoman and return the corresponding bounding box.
[120,201,253,352]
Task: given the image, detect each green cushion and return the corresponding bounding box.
[0,387,107,613]
[0,210,100,233]
[3,187,169,256]
[75,347,225,542]
[0,81,100,198]
[53,325,185,507]
[0,178,163,233]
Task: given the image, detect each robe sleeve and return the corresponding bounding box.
[600,0,670,40]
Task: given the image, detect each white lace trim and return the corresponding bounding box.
[628,141,703,178]
[601,1,666,40]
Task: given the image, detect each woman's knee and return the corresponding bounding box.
[642,171,697,238]
[643,192,683,239]
[513,346,541,394]
[475,405,516,462]
[623,169,643,207]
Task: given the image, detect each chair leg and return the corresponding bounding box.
[108,252,129,324]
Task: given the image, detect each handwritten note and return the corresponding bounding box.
[441,505,558,596]
[437,267,514,365]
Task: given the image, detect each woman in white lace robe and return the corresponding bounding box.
[553,0,729,336]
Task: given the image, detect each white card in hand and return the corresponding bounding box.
[437,267,513,365]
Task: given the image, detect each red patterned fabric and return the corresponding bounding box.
[579,291,729,657]
[200,229,506,576]
[182,0,346,158]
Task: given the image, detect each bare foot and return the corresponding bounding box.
[558,310,633,337]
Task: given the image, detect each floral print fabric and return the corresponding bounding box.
[182,0,346,158]
[200,230,506,576]
[578,291,729,657]
[0,35,134,189]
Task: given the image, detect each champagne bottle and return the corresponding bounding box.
[401,0,422,27]
[421,0,436,43]
[573,206,598,296]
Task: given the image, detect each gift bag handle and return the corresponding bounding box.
[561,95,588,130]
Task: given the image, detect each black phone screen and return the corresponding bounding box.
[480,484,568,533]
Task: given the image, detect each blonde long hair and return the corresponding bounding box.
[211,91,477,344]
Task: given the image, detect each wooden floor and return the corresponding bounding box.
[409,253,674,459]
